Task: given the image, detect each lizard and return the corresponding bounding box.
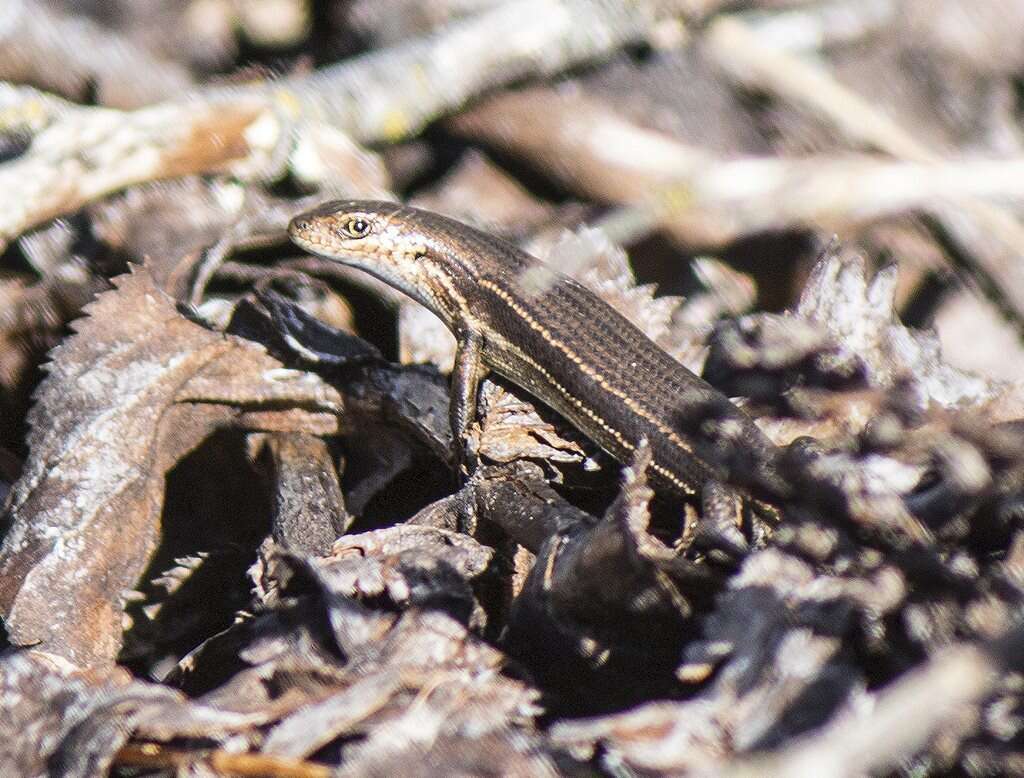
[288,200,785,503]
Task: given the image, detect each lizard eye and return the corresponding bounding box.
[340,217,371,239]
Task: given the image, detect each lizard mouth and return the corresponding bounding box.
[287,220,340,257]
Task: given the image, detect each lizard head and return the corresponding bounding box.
[289,199,534,328]
[288,200,414,263]
[288,199,443,308]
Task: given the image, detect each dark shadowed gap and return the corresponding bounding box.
[119,429,272,681]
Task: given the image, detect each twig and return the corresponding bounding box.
[0,94,274,251]
[451,87,1024,243]
[703,13,1024,328]
[278,0,671,144]
[703,16,943,163]
[347,0,506,44]
[737,0,897,53]
[115,743,332,778]
[672,0,813,25]
[0,0,674,251]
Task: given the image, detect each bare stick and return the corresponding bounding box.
[114,743,332,778]
[278,0,671,144]
[737,0,897,53]
[452,87,1024,243]
[0,0,674,250]
[0,95,274,250]
[703,14,1024,325]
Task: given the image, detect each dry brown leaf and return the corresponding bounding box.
[0,267,341,665]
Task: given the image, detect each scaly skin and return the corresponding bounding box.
[289,200,784,500]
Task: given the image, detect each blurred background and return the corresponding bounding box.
[4,0,1024,394]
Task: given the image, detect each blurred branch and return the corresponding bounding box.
[347,0,507,44]
[0,96,276,251]
[737,0,897,53]
[0,0,674,251]
[703,14,1024,327]
[279,0,672,144]
[452,86,1024,244]
[115,743,331,778]
[0,83,77,134]
[673,0,814,24]
[0,0,193,108]
[703,16,942,162]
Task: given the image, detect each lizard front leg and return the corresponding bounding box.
[450,329,488,478]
